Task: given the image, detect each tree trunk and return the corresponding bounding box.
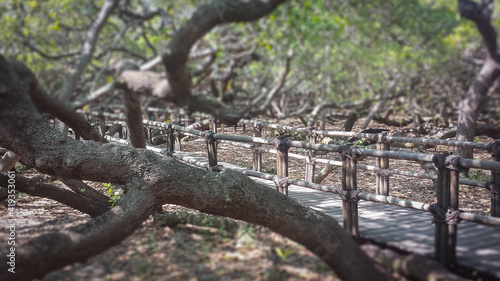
[456,0,500,158]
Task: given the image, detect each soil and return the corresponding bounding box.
[0,117,496,280]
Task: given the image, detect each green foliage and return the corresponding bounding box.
[274,246,296,262]
[103,183,119,207]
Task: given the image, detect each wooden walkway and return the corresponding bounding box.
[170,151,500,279]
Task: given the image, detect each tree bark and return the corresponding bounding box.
[162,0,288,121]
[0,56,392,281]
[456,0,500,158]
[0,173,109,217]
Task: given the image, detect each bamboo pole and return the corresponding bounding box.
[305,127,316,182]
[376,132,391,195]
[204,131,219,171]
[166,124,175,153]
[253,122,262,172]
[448,161,460,265]
[275,136,289,195]
[340,146,361,238]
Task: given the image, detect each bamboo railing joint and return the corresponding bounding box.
[487,182,500,195]
[272,175,290,193]
[487,140,500,154]
[377,131,392,144]
[274,136,290,153]
[339,145,364,160]
[432,152,449,168]
[374,167,392,177]
[429,204,447,223]
[306,156,316,165]
[446,209,462,225]
[337,188,362,203]
[444,155,462,171]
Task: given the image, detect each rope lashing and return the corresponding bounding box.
[206,164,221,172]
[429,204,462,225]
[446,209,462,225]
[444,155,462,171]
[161,149,174,157]
[487,182,500,195]
[429,204,447,223]
[377,131,393,144]
[274,136,290,153]
[203,131,216,144]
[272,175,290,190]
[432,153,448,169]
[166,123,174,133]
[487,140,500,155]
[374,167,392,177]
[305,127,316,138]
[337,188,362,202]
[253,121,262,130]
[339,145,364,160]
[306,156,316,165]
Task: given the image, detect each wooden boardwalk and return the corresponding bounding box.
[264,180,500,279]
[171,151,500,279]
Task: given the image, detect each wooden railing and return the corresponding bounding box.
[89,113,500,268]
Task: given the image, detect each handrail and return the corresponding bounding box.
[240,119,492,151]
[105,135,500,228]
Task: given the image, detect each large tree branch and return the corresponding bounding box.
[456,0,500,158]
[162,0,287,108]
[57,0,119,101]
[0,173,109,217]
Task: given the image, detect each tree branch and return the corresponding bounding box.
[0,173,109,217]
[57,0,119,101]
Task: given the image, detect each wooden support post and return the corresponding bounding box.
[305,127,316,183]
[210,116,217,133]
[204,131,219,172]
[431,153,462,268]
[174,131,182,151]
[122,125,128,140]
[339,146,361,238]
[447,156,461,265]
[98,108,106,137]
[488,141,500,217]
[431,153,449,266]
[274,136,290,195]
[146,126,152,144]
[165,123,175,153]
[375,132,391,195]
[252,122,262,172]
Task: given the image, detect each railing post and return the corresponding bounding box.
[174,130,182,151]
[210,116,217,133]
[146,126,152,144]
[252,122,262,172]
[338,146,362,238]
[204,131,219,172]
[430,153,462,268]
[122,124,128,140]
[446,155,462,265]
[305,127,316,183]
[98,108,106,137]
[488,140,500,217]
[165,123,175,154]
[273,136,290,195]
[375,132,391,195]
